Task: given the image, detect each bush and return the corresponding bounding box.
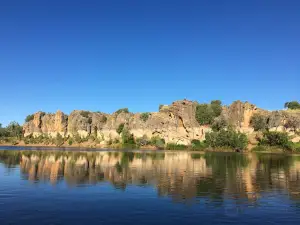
[115,108,129,115]
[250,114,268,131]
[121,127,135,144]
[150,136,165,149]
[294,142,300,152]
[191,139,207,150]
[159,104,164,111]
[205,129,248,150]
[100,115,107,123]
[11,138,19,145]
[68,138,73,146]
[284,101,300,110]
[195,100,222,125]
[140,113,150,122]
[210,100,222,117]
[195,104,214,125]
[4,122,23,138]
[284,116,300,131]
[136,135,149,146]
[211,116,228,131]
[80,111,90,118]
[74,132,83,143]
[113,138,120,144]
[55,133,64,147]
[117,123,125,134]
[107,138,113,145]
[166,143,188,150]
[259,131,291,150]
[25,114,34,122]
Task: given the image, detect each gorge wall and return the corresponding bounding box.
[23,100,300,145]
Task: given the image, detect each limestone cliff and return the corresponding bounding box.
[23,100,300,144]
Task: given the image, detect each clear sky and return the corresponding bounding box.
[0,0,299,126]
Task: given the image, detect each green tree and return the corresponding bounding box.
[250,114,268,131]
[205,129,248,150]
[25,114,34,122]
[117,123,125,134]
[284,101,300,110]
[140,113,150,122]
[210,100,222,117]
[80,111,90,118]
[121,127,135,144]
[195,100,223,126]
[0,124,8,137]
[195,104,214,125]
[55,133,64,147]
[211,116,227,131]
[6,122,23,138]
[115,108,129,115]
[150,136,165,149]
[259,131,290,149]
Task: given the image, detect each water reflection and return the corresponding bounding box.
[1,150,300,204]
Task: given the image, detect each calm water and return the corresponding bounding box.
[1,148,300,224]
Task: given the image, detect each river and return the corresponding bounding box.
[1,147,300,224]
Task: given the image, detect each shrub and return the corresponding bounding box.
[112,138,120,144]
[107,138,113,145]
[259,131,291,149]
[195,100,222,125]
[68,138,73,146]
[100,115,107,123]
[136,135,149,146]
[159,104,164,111]
[195,104,214,125]
[294,142,300,152]
[250,114,268,131]
[115,108,129,115]
[150,136,165,149]
[80,111,90,118]
[284,116,300,131]
[25,114,34,122]
[166,143,188,150]
[284,101,300,110]
[117,123,125,134]
[5,122,23,138]
[191,139,207,150]
[11,138,19,145]
[211,116,228,131]
[210,100,222,117]
[74,132,83,143]
[55,133,64,147]
[191,139,201,146]
[140,113,150,122]
[205,129,248,150]
[121,127,135,144]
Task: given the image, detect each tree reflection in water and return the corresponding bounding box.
[1,150,300,204]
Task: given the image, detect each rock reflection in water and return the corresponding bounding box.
[1,150,300,203]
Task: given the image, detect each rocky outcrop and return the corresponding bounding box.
[222,101,265,133]
[23,100,300,144]
[23,111,68,137]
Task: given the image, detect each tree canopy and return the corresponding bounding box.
[284,101,300,110]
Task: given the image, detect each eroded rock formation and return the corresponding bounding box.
[23,100,300,144]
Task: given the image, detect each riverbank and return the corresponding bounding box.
[0,142,294,153]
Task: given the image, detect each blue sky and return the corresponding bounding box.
[0,0,299,126]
